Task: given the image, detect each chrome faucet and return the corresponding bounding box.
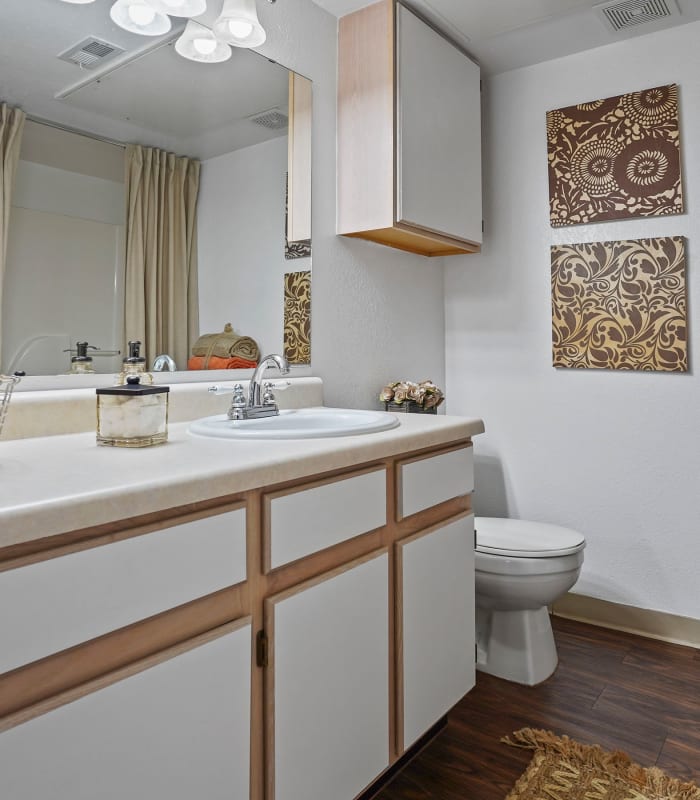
[249,353,290,408]
[152,354,177,372]
[208,354,291,420]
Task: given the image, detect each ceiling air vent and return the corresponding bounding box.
[248,108,288,131]
[595,0,680,33]
[58,38,125,70]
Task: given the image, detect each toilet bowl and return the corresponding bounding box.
[475,517,585,686]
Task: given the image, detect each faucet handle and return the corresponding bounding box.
[232,383,247,408]
[262,381,276,406]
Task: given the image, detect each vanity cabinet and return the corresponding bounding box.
[0,436,479,800]
[337,0,482,257]
[266,551,390,800]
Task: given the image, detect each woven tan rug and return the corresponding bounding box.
[503,729,700,800]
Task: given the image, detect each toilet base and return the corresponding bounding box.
[476,606,558,686]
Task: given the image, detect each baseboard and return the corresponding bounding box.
[552,593,700,649]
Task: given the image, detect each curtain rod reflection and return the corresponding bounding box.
[25,114,126,150]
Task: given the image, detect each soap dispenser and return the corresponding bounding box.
[117,340,153,385]
[69,341,96,374]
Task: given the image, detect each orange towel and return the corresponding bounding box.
[187,356,258,371]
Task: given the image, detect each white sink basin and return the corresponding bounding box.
[188,407,401,440]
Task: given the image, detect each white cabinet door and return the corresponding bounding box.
[0,622,252,800]
[268,550,390,800]
[398,515,475,749]
[396,3,482,244]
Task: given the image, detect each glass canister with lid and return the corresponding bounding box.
[96,376,169,447]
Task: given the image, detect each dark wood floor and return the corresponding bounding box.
[375,615,700,799]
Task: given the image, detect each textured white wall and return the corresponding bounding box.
[445,22,700,619]
[198,136,309,357]
[256,0,446,410]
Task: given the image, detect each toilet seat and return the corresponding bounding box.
[475,517,585,558]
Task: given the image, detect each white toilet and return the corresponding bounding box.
[474,517,585,686]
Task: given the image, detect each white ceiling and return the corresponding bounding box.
[2,0,700,155]
[0,0,290,159]
[313,0,700,74]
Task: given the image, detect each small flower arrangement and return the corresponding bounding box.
[379,380,444,411]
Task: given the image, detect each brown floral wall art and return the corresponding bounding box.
[547,84,683,226]
[283,270,311,365]
[551,236,687,372]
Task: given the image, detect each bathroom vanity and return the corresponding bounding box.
[0,402,483,800]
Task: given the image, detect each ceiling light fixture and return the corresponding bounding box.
[175,19,232,62]
[109,0,172,36]
[59,0,97,4]
[214,0,266,48]
[143,0,207,17]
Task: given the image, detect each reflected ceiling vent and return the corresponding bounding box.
[248,108,288,130]
[58,37,125,70]
[595,0,680,33]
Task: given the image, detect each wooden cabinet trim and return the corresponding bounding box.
[262,465,388,573]
[0,584,249,726]
[396,443,474,522]
[0,617,251,735]
[0,498,247,572]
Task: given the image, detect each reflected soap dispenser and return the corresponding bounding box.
[117,340,153,385]
[69,341,96,374]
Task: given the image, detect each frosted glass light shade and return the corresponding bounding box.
[175,20,232,63]
[144,0,207,17]
[213,0,266,48]
[109,0,172,35]
[59,0,97,4]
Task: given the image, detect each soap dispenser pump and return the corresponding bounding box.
[117,340,153,385]
[69,341,96,374]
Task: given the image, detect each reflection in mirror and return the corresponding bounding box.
[0,0,311,381]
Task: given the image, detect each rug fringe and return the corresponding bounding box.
[503,728,700,799]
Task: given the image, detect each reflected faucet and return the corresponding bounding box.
[152,354,177,372]
[249,353,290,408]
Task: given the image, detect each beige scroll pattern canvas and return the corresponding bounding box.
[551,237,687,372]
[547,84,683,227]
[283,270,311,365]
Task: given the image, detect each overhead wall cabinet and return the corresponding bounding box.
[337,0,482,257]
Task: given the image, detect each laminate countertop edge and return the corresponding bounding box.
[0,414,485,549]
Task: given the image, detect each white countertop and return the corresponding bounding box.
[0,413,484,549]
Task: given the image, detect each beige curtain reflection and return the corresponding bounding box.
[0,103,26,368]
[124,144,200,368]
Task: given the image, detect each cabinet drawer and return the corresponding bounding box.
[0,506,246,675]
[397,446,473,519]
[264,468,386,571]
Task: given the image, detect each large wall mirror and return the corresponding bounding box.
[0,0,312,386]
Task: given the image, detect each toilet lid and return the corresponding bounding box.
[475,517,585,558]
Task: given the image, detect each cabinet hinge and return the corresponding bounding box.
[481,219,485,234]
[475,643,478,662]
[474,526,477,549]
[256,630,269,668]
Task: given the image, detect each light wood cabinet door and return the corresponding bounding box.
[337,0,481,256]
[397,515,475,750]
[396,3,482,245]
[0,622,252,800]
[266,550,390,800]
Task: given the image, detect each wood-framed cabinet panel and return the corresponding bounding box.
[396,513,475,751]
[265,549,391,800]
[0,620,252,800]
